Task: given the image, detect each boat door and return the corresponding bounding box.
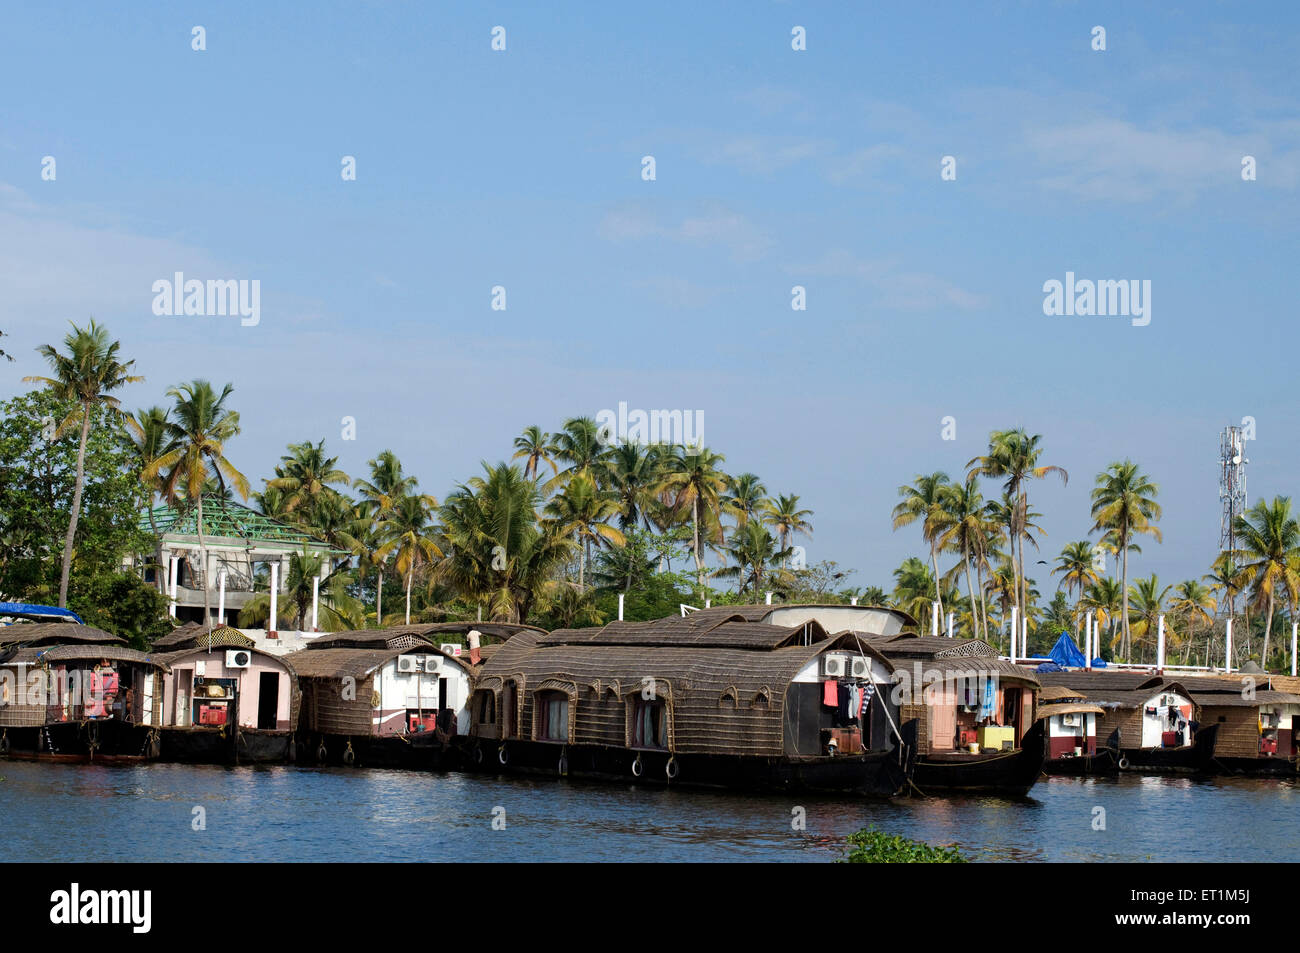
[257,672,279,730]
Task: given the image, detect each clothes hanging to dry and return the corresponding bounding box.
[823,680,839,708]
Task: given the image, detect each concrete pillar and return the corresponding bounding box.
[1009,606,1018,663]
[946,611,954,638]
[1022,616,1028,659]
[1157,614,1165,672]
[311,575,320,631]
[1225,618,1233,673]
[617,593,624,622]
[217,571,227,626]
[168,555,179,618]
[1293,621,1298,678]
[931,601,939,637]
[269,562,279,635]
[765,591,772,605]
[1084,612,1093,669]
[850,596,858,606]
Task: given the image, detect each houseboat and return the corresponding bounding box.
[151,624,299,764]
[285,622,530,768]
[467,607,917,796]
[1034,685,1107,770]
[0,622,168,763]
[867,633,1046,796]
[1174,675,1300,776]
[1035,671,1218,774]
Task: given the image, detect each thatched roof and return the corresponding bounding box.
[1038,685,1087,702]
[1191,689,1300,708]
[5,644,169,669]
[283,646,408,681]
[152,624,254,651]
[0,623,126,648]
[869,635,997,660]
[1036,670,1158,693]
[892,655,1040,686]
[153,644,295,676]
[537,614,832,650]
[308,622,543,652]
[1036,702,1106,721]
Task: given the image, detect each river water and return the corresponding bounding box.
[0,762,1292,862]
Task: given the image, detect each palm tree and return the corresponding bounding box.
[762,493,814,568]
[1127,575,1175,664]
[598,442,662,531]
[722,473,770,528]
[892,556,938,625]
[544,473,625,589]
[1090,461,1161,661]
[266,439,351,531]
[238,550,364,631]
[24,319,143,606]
[657,446,728,589]
[936,479,991,640]
[967,429,1068,626]
[145,381,249,632]
[715,521,791,594]
[983,556,1018,652]
[440,463,577,622]
[892,472,952,625]
[1231,496,1300,671]
[375,492,443,625]
[546,417,607,493]
[124,405,172,590]
[512,425,558,480]
[1170,580,1216,665]
[1052,541,1099,638]
[1079,577,1125,658]
[352,450,419,622]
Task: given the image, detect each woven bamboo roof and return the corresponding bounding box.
[309,622,543,652]
[153,644,296,676]
[1036,702,1106,720]
[871,635,997,659]
[5,644,169,669]
[282,646,407,680]
[894,655,1040,686]
[152,624,254,651]
[0,623,126,648]
[1039,685,1087,702]
[1191,689,1300,708]
[538,614,832,650]
[1035,671,1158,693]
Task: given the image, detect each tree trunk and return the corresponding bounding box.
[963,558,978,640]
[929,542,944,629]
[692,496,703,589]
[198,493,212,632]
[1262,589,1275,671]
[57,408,92,608]
[376,568,383,626]
[405,570,413,625]
[1120,536,1130,661]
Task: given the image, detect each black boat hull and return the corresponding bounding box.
[912,719,1047,796]
[299,732,461,770]
[159,726,295,765]
[1045,723,1220,776]
[0,720,160,763]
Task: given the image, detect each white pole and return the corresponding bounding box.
[947,611,954,638]
[705,599,711,609]
[850,596,858,606]
[1225,617,1233,673]
[311,575,319,631]
[1022,616,1028,658]
[931,601,939,637]
[217,571,227,626]
[1009,606,1018,663]
[1084,611,1093,668]
[765,591,772,605]
[269,562,279,634]
[1157,614,1166,672]
[168,556,179,618]
[617,593,624,621]
[1292,621,1297,678]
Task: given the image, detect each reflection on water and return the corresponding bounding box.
[0,763,1294,862]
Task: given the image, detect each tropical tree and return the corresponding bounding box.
[546,417,607,493]
[715,521,791,594]
[722,473,770,528]
[891,556,937,625]
[967,430,1067,625]
[598,442,662,531]
[145,380,249,632]
[352,450,418,622]
[440,463,576,622]
[512,426,557,480]
[1231,496,1300,671]
[1052,541,1099,636]
[762,493,814,568]
[1090,461,1161,661]
[266,439,351,531]
[892,472,952,624]
[238,550,363,631]
[124,405,172,588]
[936,479,991,640]
[544,473,625,589]
[1170,580,1216,665]
[657,446,728,589]
[24,319,143,606]
[375,491,443,625]
[1126,575,1173,662]
[1079,577,1125,658]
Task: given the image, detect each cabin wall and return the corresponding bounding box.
[162,655,293,729]
[1097,708,1142,748]
[925,682,1027,751]
[1048,713,1096,757]
[0,664,46,727]
[1202,706,1260,759]
[374,656,472,736]
[299,676,375,736]
[1139,692,1193,748]
[900,703,929,755]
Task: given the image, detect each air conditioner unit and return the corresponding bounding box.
[423,657,440,674]
[396,655,421,673]
[849,657,871,679]
[439,643,463,657]
[225,650,251,669]
[822,656,846,677]
[1061,713,1078,727]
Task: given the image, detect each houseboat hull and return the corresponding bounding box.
[301,731,461,770]
[460,731,917,797]
[0,720,161,764]
[1208,754,1300,777]
[911,720,1047,796]
[1047,724,1220,776]
[159,726,295,765]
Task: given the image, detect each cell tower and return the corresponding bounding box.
[1219,425,1248,554]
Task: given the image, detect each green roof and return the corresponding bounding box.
[144,494,332,548]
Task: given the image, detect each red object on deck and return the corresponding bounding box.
[199,705,228,726]
[1161,731,1178,748]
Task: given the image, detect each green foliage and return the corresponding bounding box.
[68,570,172,650]
[0,389,153,600]
[838,827,967,864]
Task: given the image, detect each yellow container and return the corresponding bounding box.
[977,725,1015,751]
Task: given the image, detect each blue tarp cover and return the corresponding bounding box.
[1048,632,1088,668]
[0,602,84,624]
[1036,662,1064,672]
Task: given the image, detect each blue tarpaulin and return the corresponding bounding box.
[0,603,84,624]
[1047,632,1087,668]
[1035,662,1064,672]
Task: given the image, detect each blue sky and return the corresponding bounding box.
[1,1,1297,595]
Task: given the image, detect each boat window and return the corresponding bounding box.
[476,690,496,725]
[630,696,668,749]
[536,690,569,742]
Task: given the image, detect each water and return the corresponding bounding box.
[0,763,1294,862]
